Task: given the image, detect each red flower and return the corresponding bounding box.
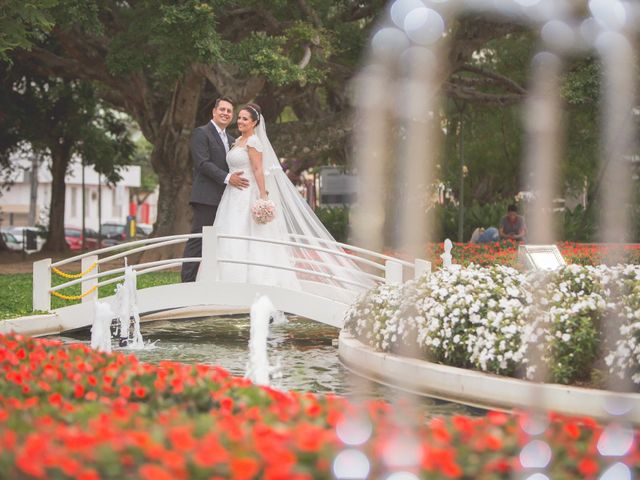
[85,391,98,401]
[230,457,260,479]
[193,434,229,467]
[294,423,327,452]
[564,422,581,439]
[77,470,100,480]
[74,383,85,398]
[49,392,63,406]
[430,418,452,443]
[168,426,197,452]
[220,396,234,413]
[135,386,147,398]
[452,415,474,437]
[485,434,502,451]
[119,385,132,399]
[487,411,509,426]
[139,464,174,480]
[578,457,600,476]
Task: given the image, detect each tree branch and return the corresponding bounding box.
[297,0,322,28]
[455,64,527,94]
[195,63,266,103]
[269,111,352,163]
[444,82,525,106]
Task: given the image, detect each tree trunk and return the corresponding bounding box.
[43,143,71,253]
[141,69,204,262]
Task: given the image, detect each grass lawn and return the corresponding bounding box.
[0,271,180,320]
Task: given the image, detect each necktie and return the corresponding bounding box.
[220,131,229,153]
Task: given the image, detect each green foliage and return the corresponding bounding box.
[314,205,349,243]
[562,58,601,106]
[0,68,135,181]
[560,204,597,242]
[105,1,223,84]
[0,0,58,61]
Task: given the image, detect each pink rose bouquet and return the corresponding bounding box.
[251,198,276,224]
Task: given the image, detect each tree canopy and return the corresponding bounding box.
[2,1,620,249]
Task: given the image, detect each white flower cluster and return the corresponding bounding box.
[410,265,532,375]
[344,263,640,386]
[525,264,607,384]
[346,265,533,376]
[602,265,640,384]
[344,282,406,352]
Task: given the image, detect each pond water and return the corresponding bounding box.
[60,314,480,418]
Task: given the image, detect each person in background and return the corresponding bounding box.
[470,226,500,244]
[499,204,526,241]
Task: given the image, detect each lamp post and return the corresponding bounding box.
[98,173,102,248]
[81,156,86,250]
[455,101,467,243]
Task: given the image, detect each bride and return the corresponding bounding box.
[205,103,373,296]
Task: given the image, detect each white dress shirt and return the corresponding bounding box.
[211,120,231,184]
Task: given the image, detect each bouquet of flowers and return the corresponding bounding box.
[251,198,276,224]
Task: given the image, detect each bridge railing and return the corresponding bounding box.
[33,226,431,311]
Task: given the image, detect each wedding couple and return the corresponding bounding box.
[181,97,367,294]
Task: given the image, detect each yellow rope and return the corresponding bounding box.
[50,286,97,301]
[51,262,98,279]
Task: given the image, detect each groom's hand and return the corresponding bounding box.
[229,171,249,189]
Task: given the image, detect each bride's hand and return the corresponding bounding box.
[260,191,269,200]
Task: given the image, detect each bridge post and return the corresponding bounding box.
[33,258,51,311]
[82,255,99,304]
[198,226,219,284]
[414,259,431,280]
[385,259,403,283]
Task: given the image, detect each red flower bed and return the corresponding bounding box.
[1,333,639,478]
[414,241,640,268]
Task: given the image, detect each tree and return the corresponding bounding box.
[8,0,448,260]
[0,63,135,252]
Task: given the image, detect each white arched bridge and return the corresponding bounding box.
[17,227,430,335]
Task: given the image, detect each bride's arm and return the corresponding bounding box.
[248,147,268,200]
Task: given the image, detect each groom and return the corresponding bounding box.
[181,96,249,282]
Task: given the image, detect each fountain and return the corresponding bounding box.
[245,295,276,386]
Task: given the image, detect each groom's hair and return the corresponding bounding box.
[214,96,235,109]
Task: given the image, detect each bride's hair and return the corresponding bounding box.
[242,103,262,126]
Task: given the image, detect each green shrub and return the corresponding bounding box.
[314,205,350,243]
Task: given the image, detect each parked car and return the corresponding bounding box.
[101,222,149,244]
[1,226,44,252]
[65,226,100,251]
[1,231,22,251]
[101,222,127,243]
[137,223,153,237]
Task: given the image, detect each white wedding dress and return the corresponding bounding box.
[213,134,300,289]
[203,115,375,298]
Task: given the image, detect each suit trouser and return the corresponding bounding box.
[181,203,218,282]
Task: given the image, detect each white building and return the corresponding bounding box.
[1,155,157,230]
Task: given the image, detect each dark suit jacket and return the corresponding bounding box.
[189,121,235,206]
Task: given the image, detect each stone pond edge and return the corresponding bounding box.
[338,330,640,424]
